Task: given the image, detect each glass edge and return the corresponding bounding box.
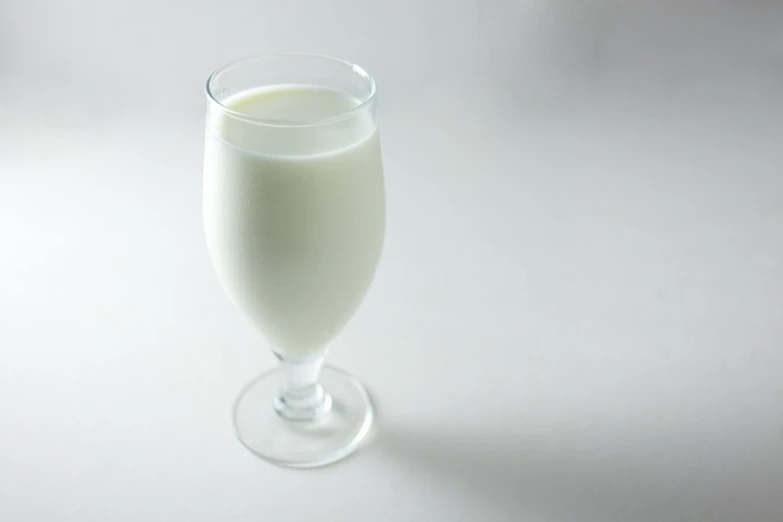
[205,53,377,128]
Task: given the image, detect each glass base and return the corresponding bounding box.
[233,365,374,468]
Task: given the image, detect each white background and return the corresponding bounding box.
[2,1,783,521]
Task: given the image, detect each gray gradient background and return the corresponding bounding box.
[2,1,783,521]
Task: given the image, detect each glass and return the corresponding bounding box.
[203,54,385,467]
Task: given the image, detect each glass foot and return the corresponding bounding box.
[233,365,374,468]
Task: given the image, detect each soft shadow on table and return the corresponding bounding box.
[372,422,781,522]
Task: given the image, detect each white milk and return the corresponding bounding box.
[203,85,385,357]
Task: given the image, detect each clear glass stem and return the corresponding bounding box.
[273,353,332,421]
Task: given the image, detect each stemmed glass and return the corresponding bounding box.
[202,54,385,467]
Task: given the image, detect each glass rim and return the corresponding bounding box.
[205,53,377,128]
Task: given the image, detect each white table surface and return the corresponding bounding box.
[2,2,783,521]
